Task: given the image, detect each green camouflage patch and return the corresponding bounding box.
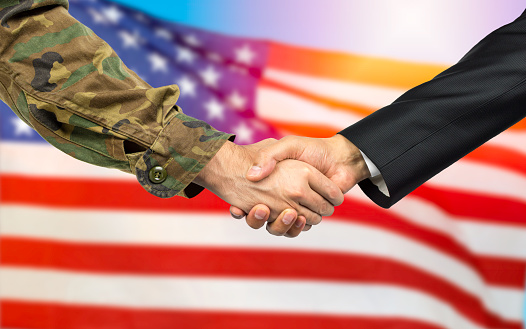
[161,175,187,193]
[199,131,231,142]
[68,113,98,130]
[101,57,130,80]
[10,22,93,62]
[35,0,67,4]
[2,0,22,8]
[177,113,201,123]
[69,126,112,157]
[15,90,30,123]
[61,63,97,89]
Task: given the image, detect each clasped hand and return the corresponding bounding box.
[194,135,371,238]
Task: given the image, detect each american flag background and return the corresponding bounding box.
[1,0,525,328]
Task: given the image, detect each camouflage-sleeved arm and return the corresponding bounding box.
[0,0,234,198]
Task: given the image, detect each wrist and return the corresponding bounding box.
[330,134,371,182]
[193,141,235,190]
[193,141,251,195]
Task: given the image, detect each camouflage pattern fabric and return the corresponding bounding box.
[0,0,233,198]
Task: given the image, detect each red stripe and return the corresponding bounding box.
[2,174,525,226]
[0,175,226,213]
[464,144,526,177]
[0,237,518,328]
[2,175,525,287]
[477,256,526,288]
[3,300,522,329]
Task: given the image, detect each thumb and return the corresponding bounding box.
[246,162,276,182]
[246,137,303,182]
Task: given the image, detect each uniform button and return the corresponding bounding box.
[149,166,167,184]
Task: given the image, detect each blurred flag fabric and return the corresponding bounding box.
[1,0,525,329]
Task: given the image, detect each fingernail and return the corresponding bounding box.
[247,166,262,177]
[282,212,295,225]
[230,212,244,220]
[294,219,304,228]
[255,209,267,220]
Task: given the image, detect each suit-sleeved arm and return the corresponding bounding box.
[0,0,233,198]
[339,8,526,208]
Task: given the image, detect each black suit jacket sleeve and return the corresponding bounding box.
[339,9,526,209]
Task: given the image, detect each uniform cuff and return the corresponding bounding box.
[134,112,234,198]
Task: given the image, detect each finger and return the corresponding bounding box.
[266,209,298,236]
[245,204,271,230]
[297,216,311,231]
[296,204,323,226]
[307,168,345,207]
[247,137,303,182]
[296,216,311,232]
[229,206,246,219]
[284,215,306,238]
[296,186,335,218]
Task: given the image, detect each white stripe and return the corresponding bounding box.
[0,142,133,180]
[383,193,526,260]
[457,221,526,259]
[263,68,404,109]
[486,130,526,155]
[256,86,363,129]
[1,205,522,321]
[427,159,526,204]
[0,267,487,329]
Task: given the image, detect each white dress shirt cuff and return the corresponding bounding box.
[359,149,390,197]
[359,150,381,177]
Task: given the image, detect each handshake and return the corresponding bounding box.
[193,134,372,238]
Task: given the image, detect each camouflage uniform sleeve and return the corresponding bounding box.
[0,0,234,198]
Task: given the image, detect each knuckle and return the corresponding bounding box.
[319,202,328,215]
[328,187,344,206]
[285,186,304,199]
[302,166,312,175]
[295,166,311,180]
[306,214,322,226]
